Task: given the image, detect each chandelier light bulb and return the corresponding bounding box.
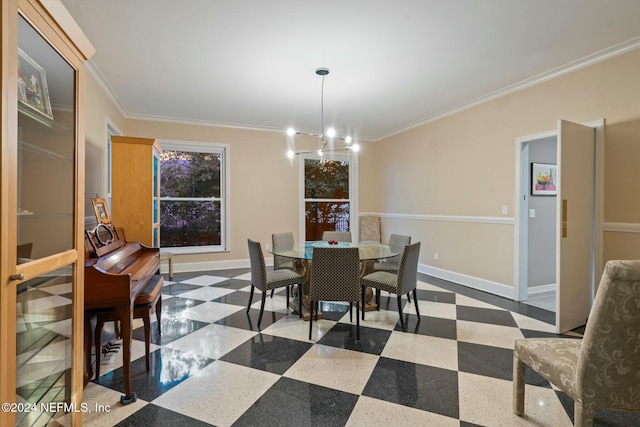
[351,143,360,152]
[317,149,324,156]
[286,128,296,136]
[287,150,295,159]
[345,135,352,144]
[326,128,336,138]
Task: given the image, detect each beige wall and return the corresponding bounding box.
[82,47,640,292]
[362,48,640,292]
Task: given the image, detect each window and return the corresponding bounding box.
[302,155,357,241]
[159,141,229,252]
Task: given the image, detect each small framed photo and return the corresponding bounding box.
[91,197,112,224]
[17,48,53,121]
[531,163,557,196]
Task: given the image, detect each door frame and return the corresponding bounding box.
[513,119,605,308]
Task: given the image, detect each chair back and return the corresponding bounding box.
[247,239,267,291]
[310,247,360,302]
[359,216,381,243]
[577,260,640,409]
[387,234,411,265]
[272,232,294,270]
[322,231,352,243]
[396,242,421,295]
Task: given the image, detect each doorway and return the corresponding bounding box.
[514,120,604,333]
[517,135,558,312]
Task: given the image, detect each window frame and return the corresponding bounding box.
[299,152,358,242]
[158,140,230,254]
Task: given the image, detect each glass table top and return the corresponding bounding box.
[266,241,400,261]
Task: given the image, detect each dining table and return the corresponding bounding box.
[266,241,401,320]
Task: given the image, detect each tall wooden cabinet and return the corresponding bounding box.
[111,136,162,247]
[0,0,94,425]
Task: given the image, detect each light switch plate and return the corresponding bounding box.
[529,209,536,218]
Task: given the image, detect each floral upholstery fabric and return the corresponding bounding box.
[514,338,582,400]
[513,260,640,426]
[359,216,381,243]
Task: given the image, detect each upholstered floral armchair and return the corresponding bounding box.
[513,260,640,426]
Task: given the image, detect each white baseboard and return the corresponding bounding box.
[160,256,515,300]
[528,283,556,294]
[160,257,274,276]
[418,263,514,299]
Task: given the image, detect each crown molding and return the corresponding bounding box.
[375,36,640,141]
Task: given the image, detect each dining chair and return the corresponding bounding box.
[247,239,304,327]
[373,234,411,273]
[513,260,640,426]
[321,231,352,243]
[308,246,361,341]
[361,242,421,332]
[373,233,413,302]
[270,232,296,299]
[359,216,381,243]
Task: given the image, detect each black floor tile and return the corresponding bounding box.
[456,305,518,327]
[318,323,392,355]
[96,347,213,402]
[133,317,210,345]
[395,314,457,340]
[219,334,313,375]
[161,296,205,316]
[214,307,287,331]
[210,277,253,290]
[161,283,202,296]
[457,341,550,387]
[231,377,359,427]
[211,290,254,307]
[363,356,459,419]
[415,289,456,304]
[116,404,213,426]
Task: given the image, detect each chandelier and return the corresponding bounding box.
[286,67,359,158]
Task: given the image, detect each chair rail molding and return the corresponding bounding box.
[603,222,640,233]
[359,212,514,225]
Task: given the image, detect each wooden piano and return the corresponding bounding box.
[84,223,162,404]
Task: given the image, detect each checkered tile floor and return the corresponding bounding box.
[78,269,639,426]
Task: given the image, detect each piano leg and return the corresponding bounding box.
[115,303,137,404]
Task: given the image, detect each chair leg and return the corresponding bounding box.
[513,356,526,416]
[376,289,381,310]
[155,295,162,335]
[258,292,267,327]
[361,285,366,321]
[407,292,412,303]
[356,302,360,342]
[349,302,353,323]
[397,294,406,332]
[574,400,595,427]
[308,300,314,340]
[94,316,105,380]
[247,285,255,313]
[142,313,151,372]
[270,289,274,298]
[413,288,420,317]
[286,286,290,312]
[298,284,303,318]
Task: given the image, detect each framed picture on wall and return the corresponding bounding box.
[531,163,557,196]
[91,197,112,224]
[17,48,53,122]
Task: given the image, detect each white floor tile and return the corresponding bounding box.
[346,395,459,427]
[164,323,258,360]
[381,331,458,371]
[457,320,525,349]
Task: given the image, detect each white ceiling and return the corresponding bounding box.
[61,0,640,141]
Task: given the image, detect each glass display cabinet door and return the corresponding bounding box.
[13,13,77,426]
